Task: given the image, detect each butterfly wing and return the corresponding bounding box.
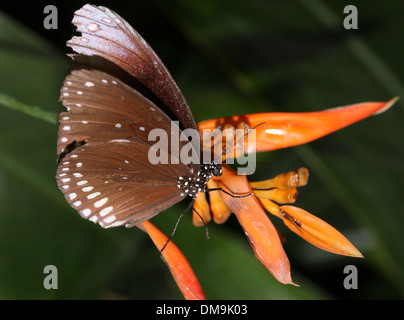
[57,141,187,228]
[57,69,190,227]
[67,4,197,131]
[58,68,178,155]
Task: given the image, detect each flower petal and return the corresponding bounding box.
[198,98,398,153]
[250,167,309,204]
[206,179,232,224]
[253,187,298,204]
[213,165,297,285]
[193,191,212,227]
[259,199,363,258]
[250,167,309,190]
[142,221,206,300]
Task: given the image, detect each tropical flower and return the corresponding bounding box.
[141,98,397,298]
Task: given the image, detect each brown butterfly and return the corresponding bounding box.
[56,5,222,228]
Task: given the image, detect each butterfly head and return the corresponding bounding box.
[177,162,222,198]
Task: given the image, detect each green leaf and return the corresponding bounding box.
[0,93,57,124]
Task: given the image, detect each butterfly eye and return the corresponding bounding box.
[213,165,223,177]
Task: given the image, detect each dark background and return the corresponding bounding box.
[0,0,403,299]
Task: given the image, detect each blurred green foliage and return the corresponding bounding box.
[0,0,403,299]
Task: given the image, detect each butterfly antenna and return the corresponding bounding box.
[207,187,252,198]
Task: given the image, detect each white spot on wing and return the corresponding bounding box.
[104,215,116,223]
[82,186,93,192]
[82,208,92,217]
[99,206,113,217]
[87,23,99,32]
[68,193,77,200]
[94,197,108,208]
[107,220,125,228]
[87,192,101,199]
[84,81,95,87]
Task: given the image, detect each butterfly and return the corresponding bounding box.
[56,4,223,229]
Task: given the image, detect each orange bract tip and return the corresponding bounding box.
[280,206,363,258]
[372,96,399,115]
[142,221,206,300]
[259,199,363,257]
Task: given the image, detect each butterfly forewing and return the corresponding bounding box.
[68,4,196,131]
[57,69,192,227]
[58,69,177,155]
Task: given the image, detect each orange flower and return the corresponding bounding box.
[143,98,397,298]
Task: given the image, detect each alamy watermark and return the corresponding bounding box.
[43,265,58,290]
[343,5,358,30]
[147,121,257,175]
[43,4,359,32]
[43,5,58,30]
[343,265,358,289]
